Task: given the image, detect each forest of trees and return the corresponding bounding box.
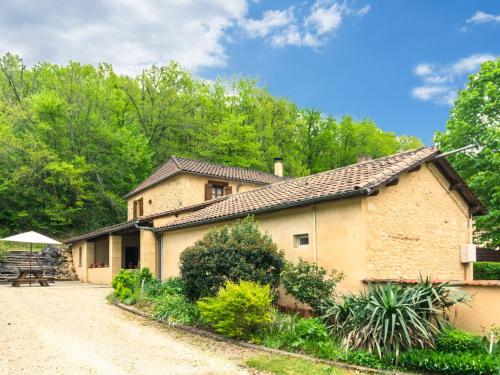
[0,53,425,237]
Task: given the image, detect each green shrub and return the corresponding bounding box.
[436,328,483,353]
[145,277,185,298]
[280,259,343,315]
[111,267,153,304]
[152,293,199,325]
[260,314,330,350]
[323,278,468,359]
[197,281,274,339]
[474,262,500,280]
[398,349,500,374]
[180,216,286,301]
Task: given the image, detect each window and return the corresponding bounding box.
[133,198,144,218]
[212,185,224,199]
[294,234,309,247]
[205,181,232,201]
[78,247,82,267]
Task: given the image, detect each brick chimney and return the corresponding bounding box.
[274,157,283,177]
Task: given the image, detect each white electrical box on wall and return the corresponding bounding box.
[461,244,476,263]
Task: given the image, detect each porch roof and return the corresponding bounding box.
[63,221,139,244]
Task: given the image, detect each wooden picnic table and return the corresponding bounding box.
[11,268,49,287]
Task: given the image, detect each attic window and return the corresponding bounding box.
[294,234,309,247]
[205,180,232,201]
[133,198,144,219]
[212,185,224,199]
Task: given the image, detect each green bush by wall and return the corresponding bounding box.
[474,262,500,280]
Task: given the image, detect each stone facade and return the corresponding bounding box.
[365,163,472,281]
[126,173,262,220]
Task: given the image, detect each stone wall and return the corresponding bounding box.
[365,163,472,281]
[127,173,263,220]
[0,247,78,281]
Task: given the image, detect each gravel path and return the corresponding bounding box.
[0,282,261,375]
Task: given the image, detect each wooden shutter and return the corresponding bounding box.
[139,198,144,216]
[224,185,232,195]
[133,201,138,219]
[205,183,212,201]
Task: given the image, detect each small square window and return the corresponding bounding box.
[212,185,224,199]
[294,234,309,247]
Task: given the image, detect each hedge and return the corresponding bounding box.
[474,262,500,280]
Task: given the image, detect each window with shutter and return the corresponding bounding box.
[205,183,213,201]
[138,198,144,216]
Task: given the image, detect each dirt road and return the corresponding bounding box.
[0,282,260,375]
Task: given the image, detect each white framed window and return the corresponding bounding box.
[294,234,309,248]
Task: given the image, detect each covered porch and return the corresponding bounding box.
[69,221,159,285]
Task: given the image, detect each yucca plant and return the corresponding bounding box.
[323,278,469,360]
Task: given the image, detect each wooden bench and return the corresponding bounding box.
[11,268,49,287]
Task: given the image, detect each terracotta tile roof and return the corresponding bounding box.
[124,156,286,198]
[63,220,138,244]
[158,147,441,231]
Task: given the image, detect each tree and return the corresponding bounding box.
[0,53,424,237]
[435,58,500,247]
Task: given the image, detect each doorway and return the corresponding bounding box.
[124,247,139,269]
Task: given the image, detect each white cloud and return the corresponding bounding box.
[241,8,294,37]
[411,54,496,106]
[414,64,433,76]
[356,5,371,17]
[305,3,343,35]
[270,25,303,47]
[241,0,369,48]
[0,0,248,75]
[466,11,500,25]
[451,54,496,75]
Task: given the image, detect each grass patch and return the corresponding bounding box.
[245,354,357,375]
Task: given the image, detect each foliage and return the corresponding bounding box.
[323,278,468,359]
[245,354,345,375]
[144,276,186,298]
[0,53,422,238]
[152,293,199,326]
[111,267,153,304]
[280,259,343,315]
[180,217,285,300]
[397,349,500,374]
[436,328,484,353]
[259,313,329,350]
[474,262,500,280]
[197,281,274,340]
[435,57,500,247]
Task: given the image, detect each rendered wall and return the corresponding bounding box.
[452,283,500,334]
[161,198,366,295]
[127,173,263,220]
[71,240,88,282]
[365,164,472,281]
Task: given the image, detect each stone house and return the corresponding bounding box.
[64,148,498,332]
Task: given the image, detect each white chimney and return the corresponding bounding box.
[274,157,283,177]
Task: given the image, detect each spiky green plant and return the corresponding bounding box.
[323,278,468,359]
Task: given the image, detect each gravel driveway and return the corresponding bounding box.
[0,282,261,375]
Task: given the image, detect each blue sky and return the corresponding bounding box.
[202,1,500,144]
[1,0,499,144]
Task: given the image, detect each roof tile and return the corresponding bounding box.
[159,147,439,230]
[125,156,286,198]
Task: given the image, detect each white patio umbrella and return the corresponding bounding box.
[0,231,61,273]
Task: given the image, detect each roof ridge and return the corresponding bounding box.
[170,155,182,170]
[228,147,436,194]
[157,147,439,231]
[174,156,282,178]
